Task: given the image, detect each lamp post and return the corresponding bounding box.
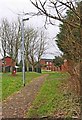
[21,17,29,86]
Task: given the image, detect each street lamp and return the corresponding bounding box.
[21,17,29,86]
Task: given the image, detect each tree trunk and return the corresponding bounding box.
[10,66,13,73]
[79,2,82,119]
[26,60,29,72]
[3,50,6,73]
[32,65,35,72]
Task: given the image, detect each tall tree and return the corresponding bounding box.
[79,1,82,118]
[0,18,21,72]
[56,9,80,62]
[0,19,10,72]
[0,19,9,57]
[30,0,82,118]
[24,27,47,71]
[53,56,64,67]
[6,19,21,63]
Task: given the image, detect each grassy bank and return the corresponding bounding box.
[27,72,79,118]
[2,72,42,100]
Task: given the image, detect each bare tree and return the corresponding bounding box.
[0,18,21,72]
[0,19,10,72]
[24,27,47,71]
[30,0,79,27]
[6,19,21,63]
[0,19,9,56]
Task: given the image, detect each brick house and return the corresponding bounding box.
[0,56,16,72]
[40,59,68,71]
[40,59,55,71]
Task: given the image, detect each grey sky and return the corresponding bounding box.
[0,0,62,59]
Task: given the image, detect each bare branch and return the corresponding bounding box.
[30,0,80,28]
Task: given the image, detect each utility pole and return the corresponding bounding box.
[21,17,29,86]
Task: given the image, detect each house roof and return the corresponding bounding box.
[1,56,11,60]
[41,59,53,62]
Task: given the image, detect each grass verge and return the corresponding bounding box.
[27,72,80,118]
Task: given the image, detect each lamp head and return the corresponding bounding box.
[22,18,29,21]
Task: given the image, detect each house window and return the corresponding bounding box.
[47,66,48,70]
[46,62,48,65]
[50,62,52,65]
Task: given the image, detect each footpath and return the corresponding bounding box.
[2,74,48,118]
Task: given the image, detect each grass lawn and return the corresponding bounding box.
[27,72,80,118]
[2,72,42,100]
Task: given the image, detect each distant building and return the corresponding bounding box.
[0,56,16,72]
[40,59,55,71]
[40,58,68,72]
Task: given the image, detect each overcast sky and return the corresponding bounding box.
[0,0,62,59]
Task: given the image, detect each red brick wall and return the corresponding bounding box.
[40,59,55,71]
[40,59,68,72]
[2,57,15,67]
